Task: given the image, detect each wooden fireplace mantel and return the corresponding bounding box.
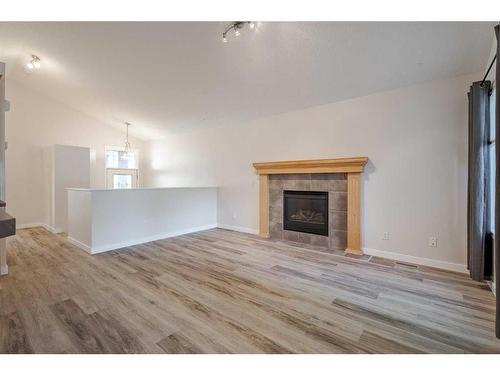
[252,157,368,175]
[253,157,368,255]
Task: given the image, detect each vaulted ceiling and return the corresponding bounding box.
[0,22,495,139]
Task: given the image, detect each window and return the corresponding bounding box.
[105,146,139,189]
[113,174,132,189]
[105,147,138,169]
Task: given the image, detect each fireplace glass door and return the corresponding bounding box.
[283,190,328,236]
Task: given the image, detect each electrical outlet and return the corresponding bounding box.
[428,237,438,247]
[383,232,390,240]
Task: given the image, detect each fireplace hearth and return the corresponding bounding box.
[283,190,328,236]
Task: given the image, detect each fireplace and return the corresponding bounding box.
[254,158,368,254]
[283,190,329,236]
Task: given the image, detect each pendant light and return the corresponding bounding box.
[121,122,133,160]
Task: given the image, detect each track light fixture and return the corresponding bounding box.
[26,55,41,71]
[222,22,256,43]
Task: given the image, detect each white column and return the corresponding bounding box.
[0,239,6,275]
[0,61,8,275]
[0,62,6,201]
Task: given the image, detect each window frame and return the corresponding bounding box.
[106,168,139,189]
[488,88,496,235]
[104,145,140,189]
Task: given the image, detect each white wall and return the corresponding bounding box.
[5,79,147,227]
[67,188,92,248]
[67,187,218,253]
[50,144,91,232]
[144,72,481,268]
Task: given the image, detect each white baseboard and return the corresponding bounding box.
[217,224,259,235]
[67,236,92,254]
[17,221,468,275]
[363,247,468,274]
[42,224,63,234]
[16,222,44,229]
[16,222,63,234]
[70,224,218,255]
[215,226,467,274]
[0,264,8,276]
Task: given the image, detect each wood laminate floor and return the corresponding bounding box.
[0,227,499,353]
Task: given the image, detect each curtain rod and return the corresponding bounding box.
[480,54,497,88]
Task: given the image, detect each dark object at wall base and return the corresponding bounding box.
[0,210,16,239]
[484,231,493,280]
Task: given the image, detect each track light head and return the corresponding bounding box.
[221,21,256,44]
[26,55,41,71]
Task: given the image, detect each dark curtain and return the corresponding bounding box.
[467,81,491,281]
[495,24,500,339]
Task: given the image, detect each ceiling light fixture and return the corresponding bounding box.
[222,21,256,43]
[26,55,41,71]
[121,122,133,160]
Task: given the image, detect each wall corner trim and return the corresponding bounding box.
[67,236,92,254]
[489,281,496,296]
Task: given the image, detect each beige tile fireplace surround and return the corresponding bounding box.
[253,157,368,255]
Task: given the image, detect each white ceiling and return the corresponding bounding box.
[0,22,495,140]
